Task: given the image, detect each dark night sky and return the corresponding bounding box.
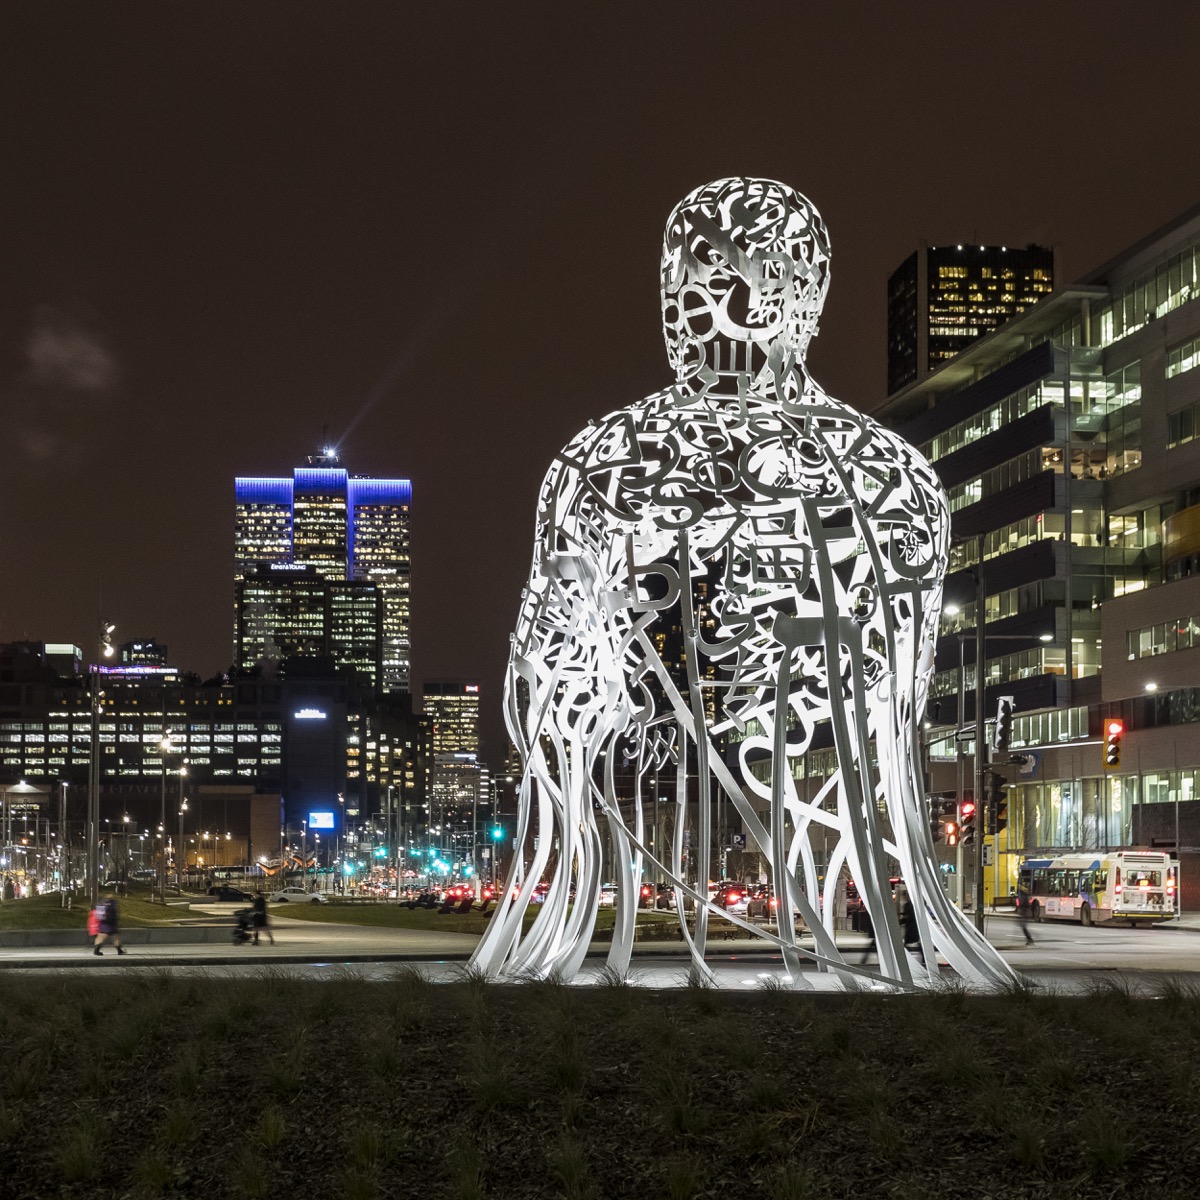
[2,3,1199,760]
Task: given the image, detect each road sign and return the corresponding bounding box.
[731,833,747,850]
[982,843,994,866]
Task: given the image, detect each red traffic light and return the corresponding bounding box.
[1106,719,1125,736]
[960,801,976,819]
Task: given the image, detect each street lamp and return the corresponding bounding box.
[87,621,115,907]
[177,798,188,887]
[158,727,175,903]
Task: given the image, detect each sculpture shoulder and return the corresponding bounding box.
[550,391,671,469]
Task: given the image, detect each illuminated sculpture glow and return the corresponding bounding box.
[471,178,1016,991]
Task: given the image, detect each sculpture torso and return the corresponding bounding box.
[519,370,949,747]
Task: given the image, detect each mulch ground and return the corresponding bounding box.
[0,967,1195,1199]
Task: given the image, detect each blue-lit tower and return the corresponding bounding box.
[235,448,412,692]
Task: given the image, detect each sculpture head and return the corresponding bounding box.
[661,177,830,381]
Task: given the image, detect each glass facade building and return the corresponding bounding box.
[868,202,1200,908]
[234,451,411,692]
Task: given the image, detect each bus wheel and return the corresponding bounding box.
[1031,902,1042,923]
[1080,904,1092,927]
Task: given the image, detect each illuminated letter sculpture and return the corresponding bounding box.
[472,178,1015,991]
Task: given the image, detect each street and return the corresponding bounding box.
[4,909,1199,994]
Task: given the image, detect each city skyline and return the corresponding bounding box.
[2,5,1199,760]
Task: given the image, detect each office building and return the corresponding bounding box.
[866,201,1200,907]
[423,681,487,869]
[235,567,383,690]
[0,640,426,872]
[887,242,1055,394]
[118,639,168,667]
[235,449,411,692]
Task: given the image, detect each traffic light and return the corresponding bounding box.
[994,791,1008,836]
[937,796,960,846]
[1103,719,1124,770]
[491,824,504,841]
[993,696,1014,754]
[959,799,976,845]
[984,771,1008,836]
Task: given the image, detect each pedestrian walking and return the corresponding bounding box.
[93,895,126,956]
[251,893,274,946]
[899,886,925,966]
[857,904,876,964]
[1015,884,1035,945]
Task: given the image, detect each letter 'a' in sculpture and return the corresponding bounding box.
[472,178,1016,991]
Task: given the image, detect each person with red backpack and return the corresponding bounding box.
[91,896,126,956]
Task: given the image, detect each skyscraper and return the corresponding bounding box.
[235,449,411,691]
[887,242,1055,394]
[423,681,484,869]
[235,566,384,689]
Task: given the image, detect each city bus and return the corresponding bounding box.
[1017,851,1178,927]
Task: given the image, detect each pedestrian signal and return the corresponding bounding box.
[1103,719,1124,770]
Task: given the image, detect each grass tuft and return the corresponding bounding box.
[160,1102,197,1148]
[256,1106,286,1150]
[768,1163,816,1200]
[664,1156,700,1199]
[370,1035,402,1081]
[5,1052,43,1099]
[448,1137,484,1200]
[340,1167,379,1200]
[548,1134,590,1200]
[594,963,633,988]
[56,1119,101,1184]
[1082,1107,1131,1172]
[1006,1116,1045,1170]
[173,1048,202,1096]
[233,1147,270,1199]
[132,1149,173,1194]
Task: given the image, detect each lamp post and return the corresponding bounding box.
[58,780,69,906]
[946,589,1053,931]
[177,799,188,887]
[158,727,175,903]
[87,621,116,907]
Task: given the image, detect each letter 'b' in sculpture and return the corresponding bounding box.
[472,178,1016,991]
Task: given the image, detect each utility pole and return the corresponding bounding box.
[973,534,987,933]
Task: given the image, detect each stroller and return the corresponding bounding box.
[232,908,254,945]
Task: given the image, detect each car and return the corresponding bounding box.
[746,885,777,920]
[207,885,253,903]
[714,882,750,916]
[267,886,327,904]
[598,883,618,908]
